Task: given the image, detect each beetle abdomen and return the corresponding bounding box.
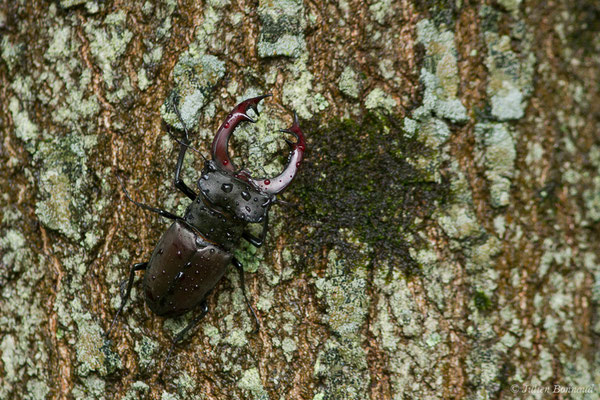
[142,221,231,317]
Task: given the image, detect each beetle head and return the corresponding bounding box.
[197,166,272,223]
[211,95,306,196]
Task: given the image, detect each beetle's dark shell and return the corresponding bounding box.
[198,167,270,223]
[142,221,231,317]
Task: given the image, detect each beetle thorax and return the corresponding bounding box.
[197,162,272,224]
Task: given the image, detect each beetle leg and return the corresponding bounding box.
[171,101,200,200]
[242,213,269,248]
[106,262,148,338]
[161,302,209,375]
[232,258,260,333]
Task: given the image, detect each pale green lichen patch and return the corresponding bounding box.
[8,97,39,146]
[0,282,49,398]
[175,371,197,398]
[315,251,369,337]
[74,310,109,376]
[34,133,99,241]
[415,19,468,123]
[282,56,328,119]
[416,115,451,149]
[137,66,150,91]
[42,18,100,131]
[475,122,517,207]
[281,337,297,361]
[26,379,50,400]
[313,250,370,399]
[369,0,394,25]
[237,367,268,400]
[338,66,361,99]
[162,50,226,130]
[0,214,49,398]
[0,230,27,276]
[480,6,535,121]
[0,335,18,386]
[1,35,24,73]
[137,2,174,90]
[364,88,397,114]
[84,10,133,91]
[225,327,249,347]
[257,0,306,58]
[437,204,482,240]
[72,375,106,400]
[370,257,453,398]
[161,391,178,400]
[122,381,150,400]
[497,0,521,13]
[134,335,159,371]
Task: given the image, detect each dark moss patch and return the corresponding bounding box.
[567,2,600,57]
[473,290,492,311]
[286,113,449,274]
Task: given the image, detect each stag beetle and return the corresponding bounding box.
[107,94,305,364]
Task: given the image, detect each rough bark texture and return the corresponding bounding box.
[1,0,599,399]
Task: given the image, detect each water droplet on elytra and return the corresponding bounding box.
[221,183,233,193]
[162,270,166,274]
[152,275,156,280]
[184,262,192,269]
[210,249,215,254]
[245,206,251,213]
[158,249,163,255]
[241,191,251,201]
[175,272,184,281]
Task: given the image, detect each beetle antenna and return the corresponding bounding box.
[116,175,181,221]
[274,198,299,208]
[170,99,208,163]
[167,130,207,160]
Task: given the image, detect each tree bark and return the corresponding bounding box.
[1,0,599,399]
